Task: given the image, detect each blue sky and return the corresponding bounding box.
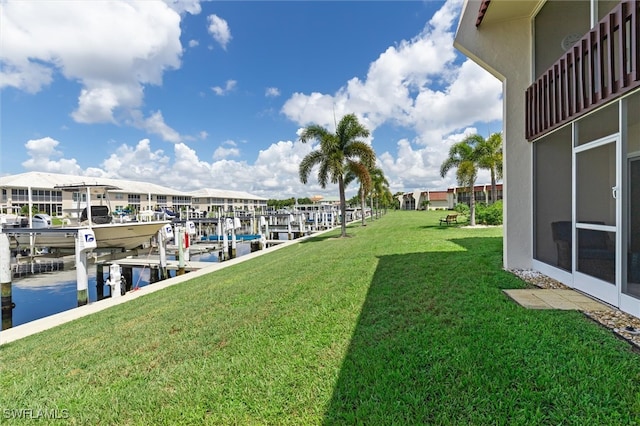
[0,0,502,199]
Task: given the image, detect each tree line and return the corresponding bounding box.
[295,112,503,234]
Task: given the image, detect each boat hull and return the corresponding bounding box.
[14,221,169,250]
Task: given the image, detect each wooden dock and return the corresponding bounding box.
[100,256,213,272]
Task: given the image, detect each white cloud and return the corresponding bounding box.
[189,39,199,48]
[11,0,502,198]
[281,0,501,192]
[1,0,192,137]
[21,137,83,175]
[101,139,170,180]
[207,14,232,50]
[265,87,280,97]
[162,0,202,15]
[213,140,240,160]
[138,111,182,144]
[211,80,237,96]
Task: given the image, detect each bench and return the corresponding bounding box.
[439,213,458,226]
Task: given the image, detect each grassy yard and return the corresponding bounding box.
[2,210,640,424]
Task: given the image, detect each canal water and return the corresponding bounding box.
[9,243,253,328]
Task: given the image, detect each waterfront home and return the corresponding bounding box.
[0,172,266,220]
[455,1,640,315]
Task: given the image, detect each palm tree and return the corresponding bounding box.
[440,134,484,226]
[299,113,375,237]
[369,166,389,219]
[344,162,372,226]
[477,132,503,204]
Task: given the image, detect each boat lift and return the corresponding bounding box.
[0,226,97,330]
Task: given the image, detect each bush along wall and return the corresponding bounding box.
[475,200,503,225]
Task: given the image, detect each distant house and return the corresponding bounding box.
[396,184,502,210]
[455,183,503,206]
[0,171,191,218]
[455,0,640,314]
[0,172,268,219]
[189,188,267,213]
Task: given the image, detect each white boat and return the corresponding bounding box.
[10,184,169,251]
[14,221,168,250]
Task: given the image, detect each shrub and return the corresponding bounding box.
[454,203,470,216]
[475,200,503,225]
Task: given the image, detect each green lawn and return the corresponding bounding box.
[2,210,640,424]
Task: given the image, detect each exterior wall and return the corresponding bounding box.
[397,187,495,211]
[191,197,268,214]
[455,0,535,269]
[0,173,192,218]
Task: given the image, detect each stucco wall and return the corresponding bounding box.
[454,0,535,269]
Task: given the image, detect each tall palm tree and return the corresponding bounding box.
[369,166,389,219]
[477,132,503,204]
[299,113,375,237]
[344,166,370,226]
[440,134,484,226]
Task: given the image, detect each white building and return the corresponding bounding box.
[0,172,265,218]
[189,188,268,213]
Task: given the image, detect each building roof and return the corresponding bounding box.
[471,0,540,28]
[0,171,190,196]
[189,188,267,201]
[428,191,448,201]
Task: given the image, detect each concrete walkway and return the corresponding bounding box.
[503,288,613,311]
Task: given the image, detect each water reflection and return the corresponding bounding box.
[10,244,251,327]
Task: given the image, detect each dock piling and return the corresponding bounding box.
[75,229,97,307]
[230,220,237,259]
[96,264,105,300]
[176,227,185,275]
[1,231,13,330]
[158,224,173,280]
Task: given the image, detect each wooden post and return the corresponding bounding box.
[96,264,105,301]
[150,267,159,283]
[122,267,133,292]
[1,231,13,330]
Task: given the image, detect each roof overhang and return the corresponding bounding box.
[475,0,541,27]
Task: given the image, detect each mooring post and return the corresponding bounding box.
[75,229,97,307]
[287,214,293,240]
[258,216,267,250]
[222,220,229,261]
[230,220,237,259]
[122,267,133,292]
[158,224,172,280]
[185,221,196,262]
[177,227,185,275]
[1,231,13,330]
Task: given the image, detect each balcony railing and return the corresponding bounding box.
[526,0,640,141]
